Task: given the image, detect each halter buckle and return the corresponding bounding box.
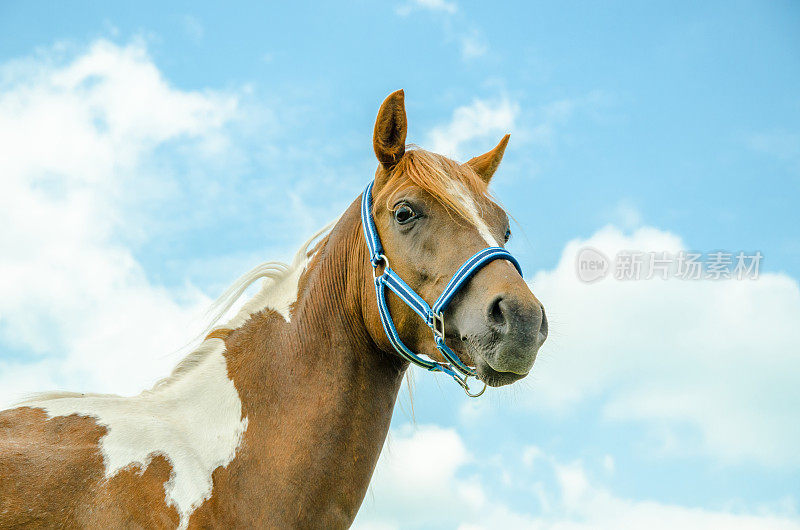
[430,312,445,339]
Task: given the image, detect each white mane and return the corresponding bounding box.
[154,220,334,388]
[17,220,335,404]
[205,220,336,332]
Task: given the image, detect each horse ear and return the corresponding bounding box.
[373,89,407,169]
[465,134,510,183]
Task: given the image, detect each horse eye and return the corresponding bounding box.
[504,227,512,243]
[394,205,416,224]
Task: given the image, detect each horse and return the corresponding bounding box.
[0,90,547,529]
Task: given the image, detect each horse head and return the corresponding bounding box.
[365,90,547,388]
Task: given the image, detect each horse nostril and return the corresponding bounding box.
[488,296,507,329]
[487,296,547,347]
[539,305,548,342]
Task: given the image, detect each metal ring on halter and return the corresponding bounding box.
[372,254,389,278]
[444,367,487,398]
[460,374,487,398]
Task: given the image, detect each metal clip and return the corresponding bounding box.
[430,311,445,339]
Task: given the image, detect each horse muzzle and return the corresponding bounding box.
[454,288,548,387]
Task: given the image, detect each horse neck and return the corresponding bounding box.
[212,199,407,526]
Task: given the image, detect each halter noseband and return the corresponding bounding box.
[361,181,523,397]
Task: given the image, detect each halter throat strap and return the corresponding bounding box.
[360,180,523,396]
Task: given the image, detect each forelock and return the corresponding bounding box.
[373,148,493,220]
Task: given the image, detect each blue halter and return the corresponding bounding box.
[361,181,523,397]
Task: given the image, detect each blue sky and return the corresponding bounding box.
[0,1,798,528]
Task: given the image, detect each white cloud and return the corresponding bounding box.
[607,199,643,230]
[532,458,800,530]
[520,93,607,149]
[745,130,800,174]
[0,39,241,405]
[746,130,800,162]
[428,97,519,159]
[182,15,205,41]
[602,454,615,474]
[355,424,486,528]
[396,0,458,16]
[512,226,800,466]
[356,424,800,529]
[460,31,487,60]
[395,0,489,61]
[426,93,606,162]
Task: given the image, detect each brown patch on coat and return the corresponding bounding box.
[86,454,180,528]
[205,327,233,341]
[0,407,106,528]
[0,406,180,528]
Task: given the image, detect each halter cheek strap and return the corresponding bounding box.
[361,181,523,397]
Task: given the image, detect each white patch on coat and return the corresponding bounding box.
[447,181,500,246]
[22,338,246,529]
